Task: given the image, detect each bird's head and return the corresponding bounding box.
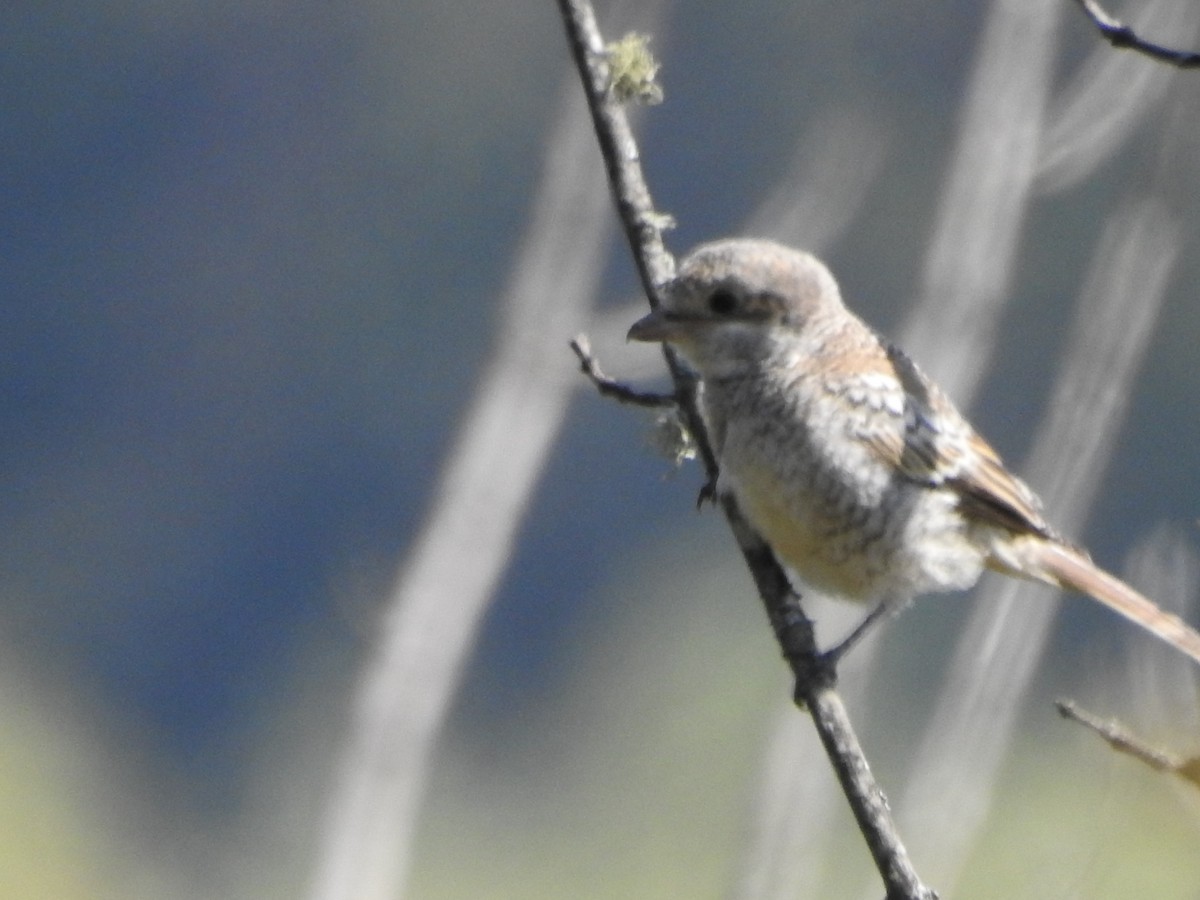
[627,238,845,378]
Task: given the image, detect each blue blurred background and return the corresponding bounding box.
[5,1,1200,897]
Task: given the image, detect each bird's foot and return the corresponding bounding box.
[695,473,719,509]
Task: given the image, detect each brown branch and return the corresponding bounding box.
[1056,698,1178,769]
[556,2,935,897]
[1055,699,1200,791]
[1071,0,1200,68]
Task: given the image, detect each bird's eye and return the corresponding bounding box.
[708,289,737,315]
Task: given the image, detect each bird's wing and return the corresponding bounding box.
[848,343,1052,539]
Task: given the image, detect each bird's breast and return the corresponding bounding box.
[711,382,983,603]
[715,395,895,601]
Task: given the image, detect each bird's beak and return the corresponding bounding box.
[627,308,682,343]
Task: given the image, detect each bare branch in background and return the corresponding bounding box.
[307,78,616,900]
[1038,0,1199,192]
[1056,699,1178,770]
[558,1,934,897]
[1072,0,1200,68]
[1056,699,1200,790]
[899,0,1061,397]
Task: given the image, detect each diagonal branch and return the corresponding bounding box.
[1057,698,1200,791]
[1055,699,1180,772]
[1072,0,1200,68]
[556,1,935,897]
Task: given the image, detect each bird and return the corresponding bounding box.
[627,237,1200,665]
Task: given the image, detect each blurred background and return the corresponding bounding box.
[5,0,1200,897]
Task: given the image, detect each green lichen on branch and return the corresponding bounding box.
[606,32,663,105]
[644,209,676,231]
[649,408,697,468]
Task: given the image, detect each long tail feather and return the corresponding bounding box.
[1023,540,1200,666]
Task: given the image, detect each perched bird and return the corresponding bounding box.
[628,238,1200,664]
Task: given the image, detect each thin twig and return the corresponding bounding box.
[1056,698,1180,771]
[556,1,935,897]
[1072,0,1200,68]
[570,335,675,407]
[1056,698,1200,792]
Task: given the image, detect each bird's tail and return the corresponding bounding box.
[1007,538,1200,666]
